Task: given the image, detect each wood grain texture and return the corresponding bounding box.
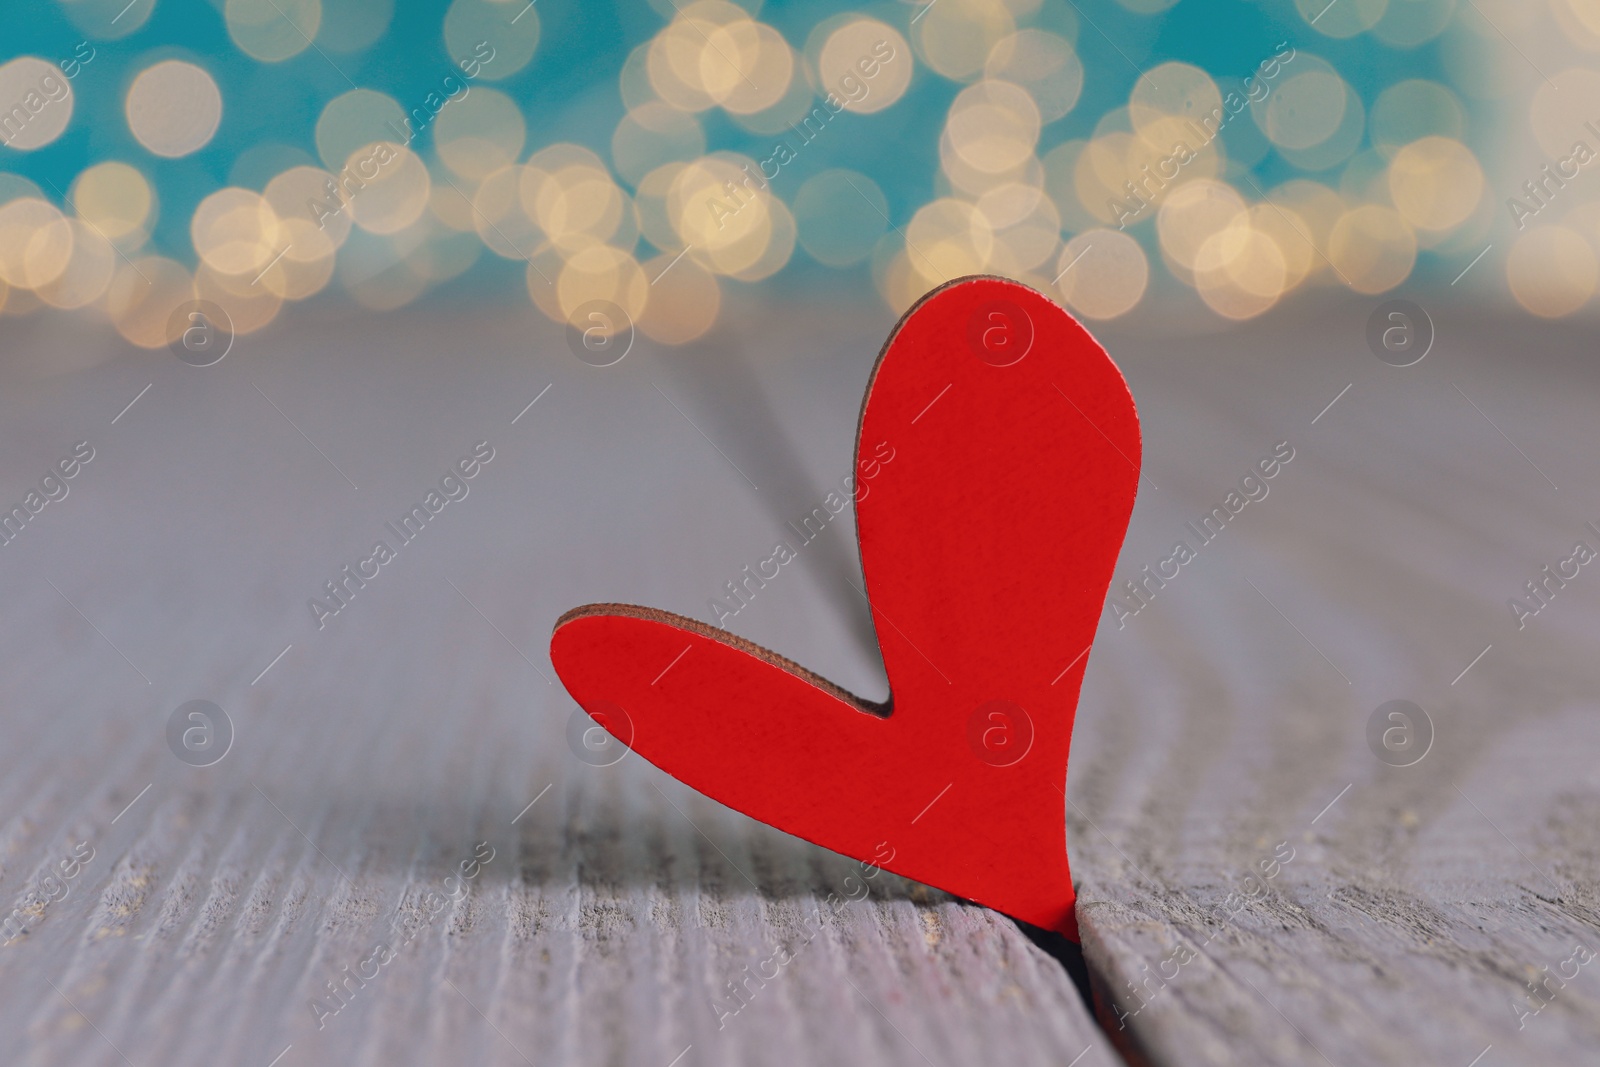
[1,294,1595,1067]
[1070,305,1600,1067]
[0,300,1109,1067]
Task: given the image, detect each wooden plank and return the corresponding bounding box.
[6,295,1595,1067]
[0,304,1110,1067]
[1069,304,1600,1067]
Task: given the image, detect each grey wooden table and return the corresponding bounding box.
[0,290,1594,1066]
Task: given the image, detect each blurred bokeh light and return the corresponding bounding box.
[0,0,1588,350]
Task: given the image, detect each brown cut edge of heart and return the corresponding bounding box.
[553,274,1046,720]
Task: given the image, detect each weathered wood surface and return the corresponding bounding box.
[1071,305,1600,1067]
[0,293,1596,1067]
[0,299,1108,1067]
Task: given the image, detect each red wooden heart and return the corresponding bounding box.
[550,275,1141,939]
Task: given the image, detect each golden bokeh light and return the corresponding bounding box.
[524,243,566,321]
[985,30,1082,123]
[1129,63,1222,137]
[1054,229,1148,320]
[647,1,758,112]
[1530,67,1600,159]
[105,256,192,349]
[191,187,283,278]
[1043,140,1103,232]
[1260,61,1347,150]
[633,162,687,254]
[875,239,927,315]
[226,0,322,62]
[521,144,634,256]
[946,80,1042,176]
[1339,149,1390,209]
[0,0,1538,332]
[429,181,480,233]
[444,0,540,80]
[941,122,1045,200]
[981,183,1059,272]
[0,58,75,151]
[1327,204,1416,293]
[1370,80,1464,158]
[694,11,767,108]
[1073,135,1139,227]
[668,154,775,275]
[254,242,336,301]
[973,178,1044,232]
[1296,0,1386,38]
[916,0,1016,82]
[264,165,352,252]
[472,164,542,259]
[34,220,113,309]
[435,88,527,182]
[1156,179,1246,273]
[71,162,154,245]
[342,143,431,235]
[1193,223,1288,320]
[1387,137,1483,231]
[0,197,75,290]
[408,227,482,285]
[260,166,344,300]
[638,251,720,344]
[1554,0,1600,52]
[1442,19,1522,101]
[315,90,406,172]
[1268,179,1346,283]
[1276,74,1365,172]
[1127,113,1226,200]
[612,104,706,187]
[126,61,223,158]
[339,231,432,312]
[1507,226,1596,318]
[1372,0,1457,48]
[556,244,649,328]
[718,23,796,115]
[619,42,659,113]
[727,197,795,281]
[699,203,775,276]
[1245,202,1315,291]
[195,261,285,334]
[904,198,994,282]
[817,19,912,114]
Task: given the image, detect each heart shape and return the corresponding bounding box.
[551,276,1141,938]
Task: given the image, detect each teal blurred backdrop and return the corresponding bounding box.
[0,0,1590,343]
